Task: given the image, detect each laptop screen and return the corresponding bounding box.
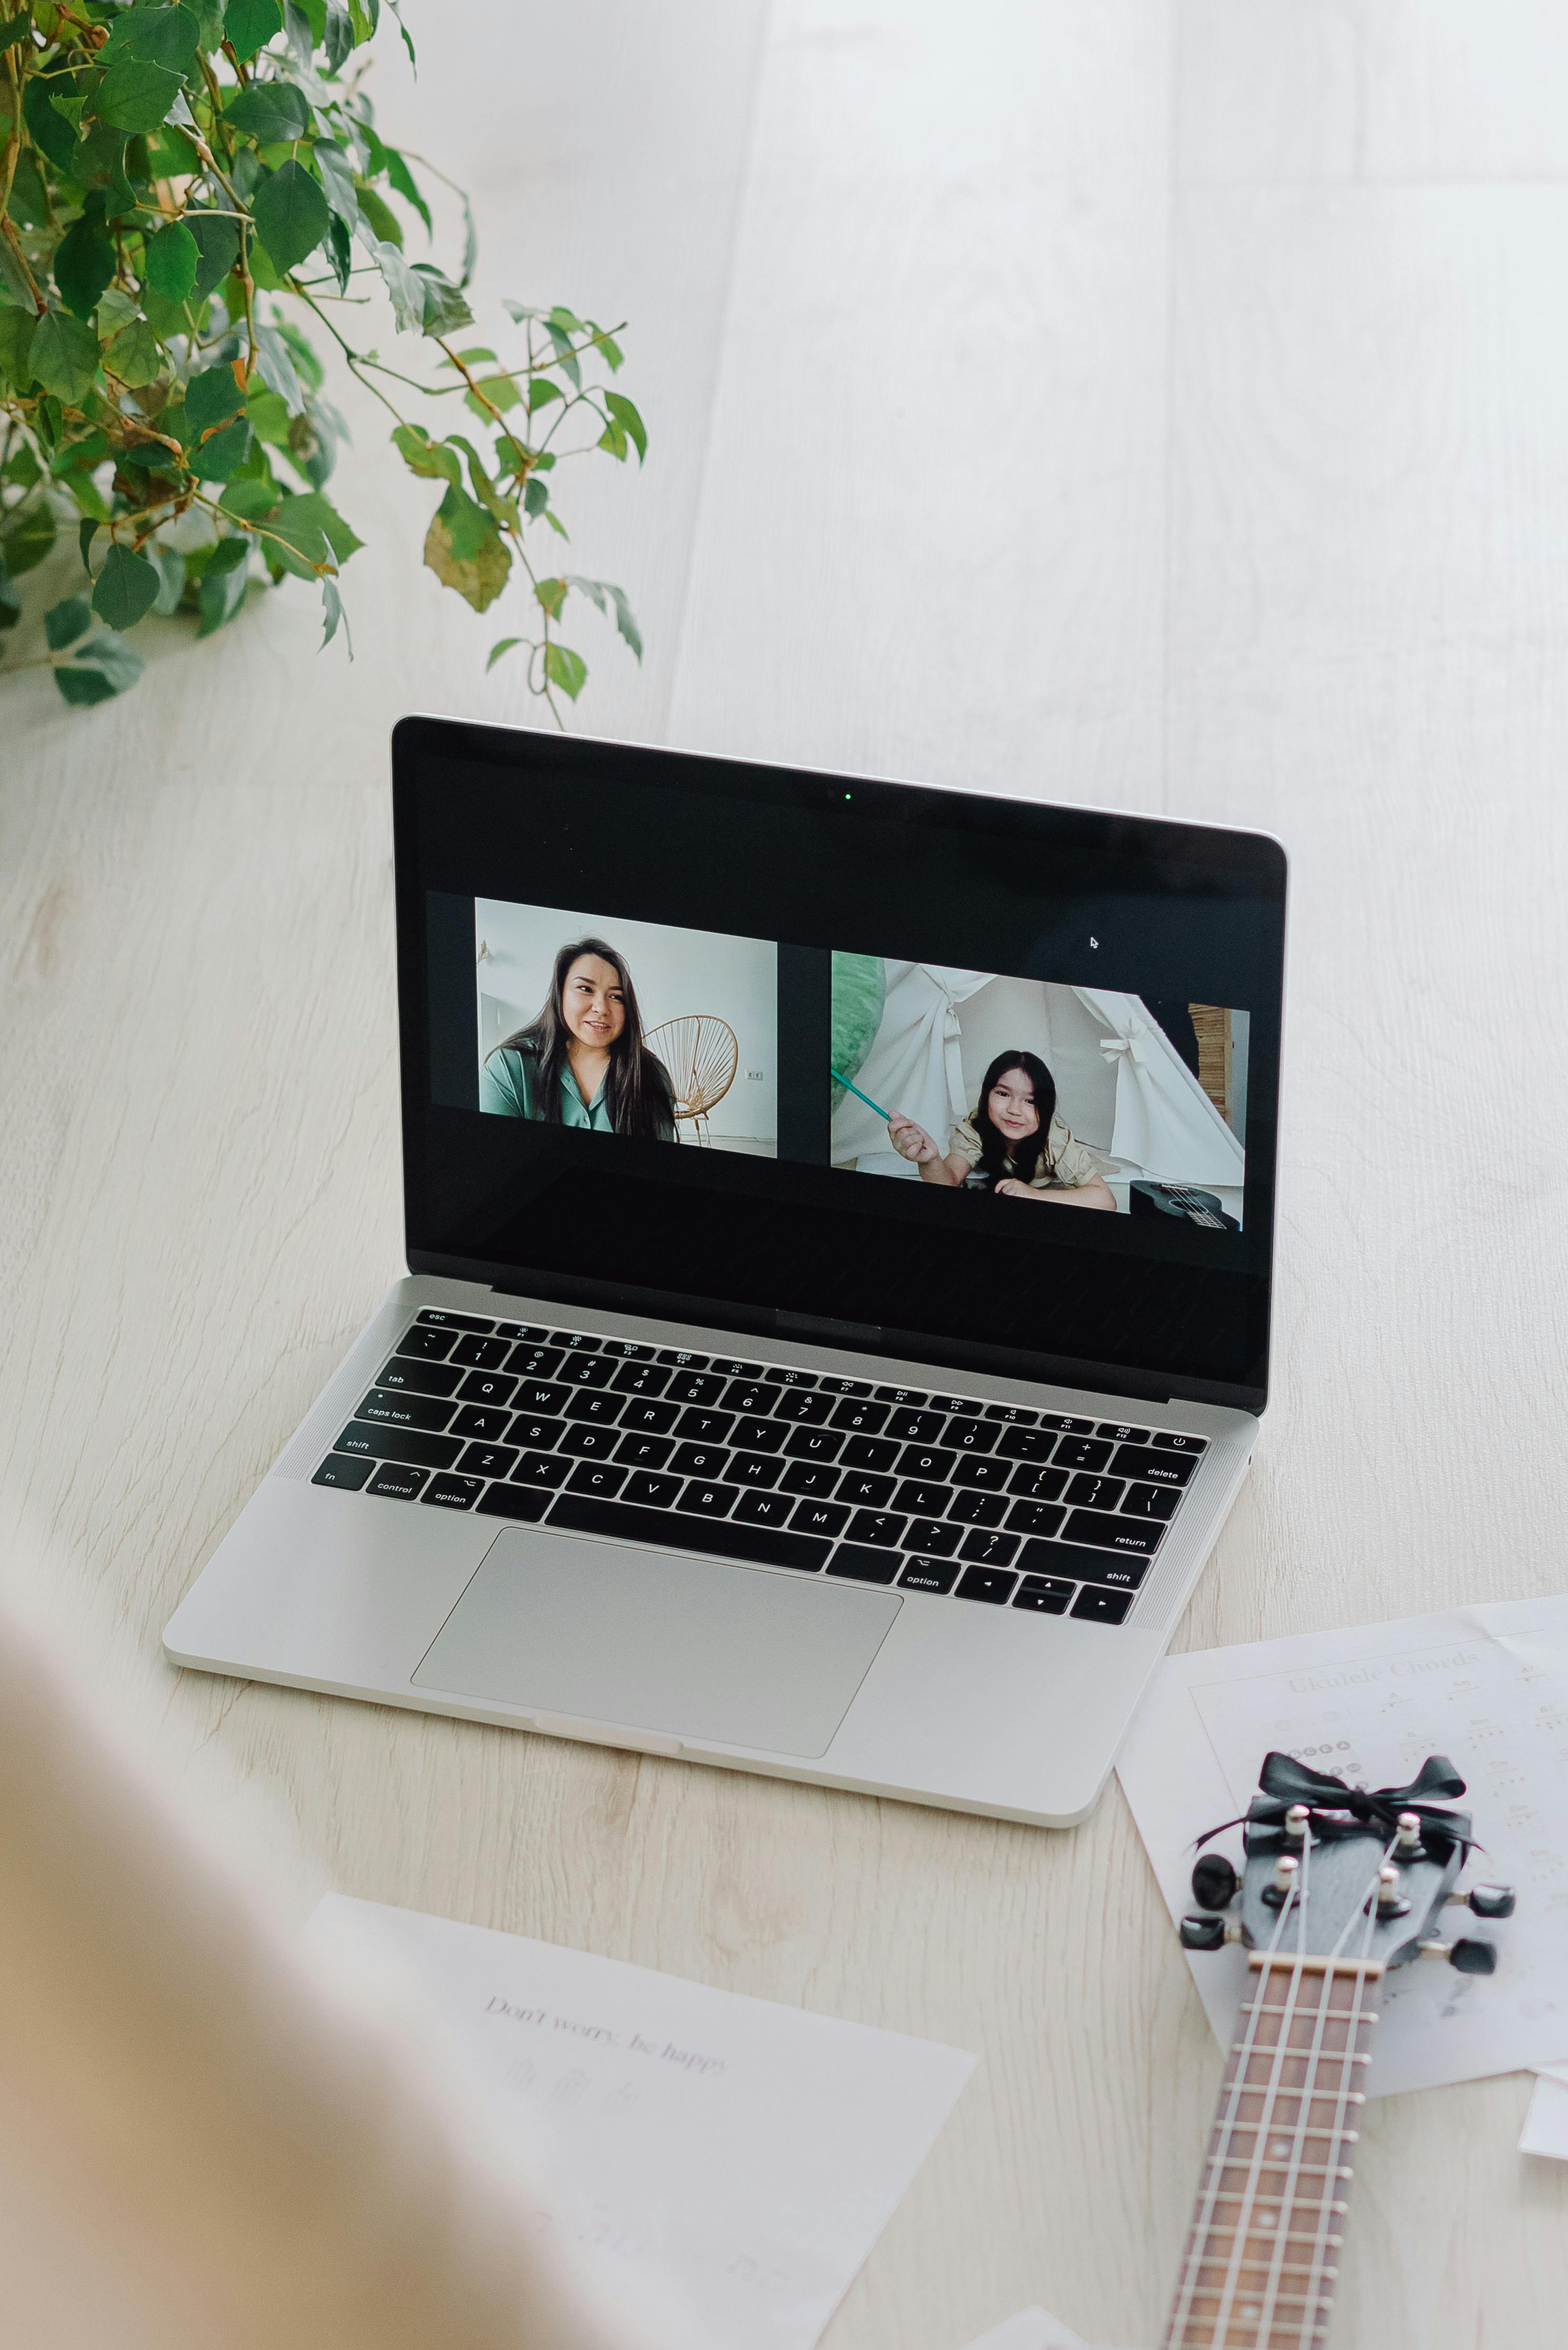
[395,721,1286,1410]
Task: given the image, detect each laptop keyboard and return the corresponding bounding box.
[311,1311,1208,1626]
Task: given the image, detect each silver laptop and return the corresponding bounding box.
[164,719,1286,1827]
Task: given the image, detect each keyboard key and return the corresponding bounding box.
[955,1564,1018,1604]
[655,1346,710,1369]
[422,1474,482,1510]
[357,1387,455,1432]
[995,1426,1059,1463]
[459,1370,519,1408]
[1040,1413,1096,1435]
[817,1374,872,1396]
[557,1331,602,1352]
[763,1366,817,1389]
[709,1357,763,1379]
[947,1489,1007,1527]
[902,1517,961,1556]
[1009,1463,1068,1503]
[898,1557,959,1594]
[1097,1422,1148,1444]
[506,1412,566,1449]
[457,1442,520,1480]
[666,1371,727,1407]
[622,1471,681,1508]
[727,1450,783,1488]
[548,1492,829,1572]
[893,1479,950,1518]
[505,1344,563,1380]
[557,1424,620,1460]
[493,1323,548,1341]
[472,1481,550,1523]
[397,1326,456,1361]
[1072,1587,1133,1625]
[779,1460,841,1498]
[1005,1499,1066,1540]
[451,1333,511,1370]
[885,1407,946,1445]
[314,1453,373,1490]
[1013,1573,1073,1613]
[1117,1445,1195,1487]
[837,1472,895,1510]
[1120,1482,1179,1520]
[366,1462,428,1501]
[829,1397,888,1434]
[675,1408,737,1446]
[944,1419,998,1455]
[670,1441,731,1481]
[1054,1436,1112,1473]
[845,1510,908,1548]
[601,1339,656,1360]
[790,1499,850,1539]
[838,1434,899,1473]
[898,1445,956,1482]
[1064,1473,1126,1512]
[334,1420,461,1470]
[565,1390,624,1426]
[559,1355,617,1389]
[959,1529,1020,1568]
[610,1361,671,1397]
[1150,1430,1208,1454]
[514,1450,573,1489]
[722,1382,775,1416]
[784,1426,843,1464]
[680,1480,736,1520]
[729,1414,786,1452]
[620,1398,680,1435]
[416,1309,493,1333]
[827,1544,899,1585]
[952,1455,1010,1492]
[984,1402,1038,1424]
[514,1379,569,1416]
[773,1390,834,1425]
[1015,1538,1150,1591]
[1063,1508,1162,1557]
[732,1490,795,1527]
[931,1394,983,1417]
[874,1385,932,1406]
[378,1356,463,1397]
[567,1461,628,1500]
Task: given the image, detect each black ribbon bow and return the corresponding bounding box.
[1197,1749,1474,1863]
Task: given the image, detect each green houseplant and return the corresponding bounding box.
[0,0,645,718]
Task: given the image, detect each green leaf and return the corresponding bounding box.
[96,288,139,336]
[547,305,585,336]
[0,307,34,392]
[224,0,284,62]
[355,184,402,248]
[322,0,352,69]
[0,12,33,50]
[320,575,351,653]
[423,502,510,612]
[391,423,460,487]
[28,312,100,407]
[110,5,201,67]
[534,575,567,621]
[385,148,431,235]
[45,593,92,650]
[0,559,20,633]
[2,497,56,577]
[409,263,471,336]
[527,378,564,414]
[185,360,246,437]
[149,542,187,614]
[278,488,361,563]
[227,78,310,142]
[543,640,587,700]
[605,582,642,662]
[597,417,627,460]
[443,433,518,528]
[253,320,306,413]
[23,81,79,177]
[603,390,646,463]
[105,317,164,388]
[186,210,241,302]
[387,0,415,66]
[91,541,162,630]
[79,518,102,574]
[522,476,548,519]
[542,507,568,538]
[253,159,331,276]
[347,0,378,43]
[486,636,521,672]
[430,481,496,562]
[314,140,360,227]
[465,373,520,420]
[220,477,281,521]
[197,556,250,636]
[54,219,117,320]
[363,235,422,331]
[143,219,200,304]
[192,415,254,479]
[54,632,144,705]
[98,58,182,135]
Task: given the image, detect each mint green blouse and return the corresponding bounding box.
[479,1047,615,1129]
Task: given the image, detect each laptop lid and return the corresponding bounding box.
[393,720,1286,1413]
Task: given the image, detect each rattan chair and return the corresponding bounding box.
[645,1015,739,1145]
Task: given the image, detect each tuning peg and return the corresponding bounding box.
[1465,1884,1516,1920]
[1180,1913,1226,1951]
[1419,1938,1498,1975]
[1191,1853,1238,1911]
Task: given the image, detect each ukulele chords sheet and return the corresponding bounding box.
[1117,1593,1568,2096]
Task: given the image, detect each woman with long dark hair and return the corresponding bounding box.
[886,1048,1115,1208]
[480,937,677,1140]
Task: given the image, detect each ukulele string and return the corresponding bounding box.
[1164,1847,1308,2349]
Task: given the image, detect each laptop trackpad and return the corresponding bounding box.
[411,1528,901,1758]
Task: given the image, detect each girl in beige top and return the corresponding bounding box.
[886,1048,1116,1210]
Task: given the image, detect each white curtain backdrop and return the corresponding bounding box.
[1072,989,1244,1187]
[830,962,993,1174]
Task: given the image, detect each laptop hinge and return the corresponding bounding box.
[773,1309,885,1346]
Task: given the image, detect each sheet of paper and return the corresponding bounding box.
[1116,1594,1568,2097]
[961,2309,1088,2350]
[1521,2064,1568,2158]
[304,1896,973,2350]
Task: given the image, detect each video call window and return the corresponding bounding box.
[474,898,779,1160]
[828,956,1250,1230]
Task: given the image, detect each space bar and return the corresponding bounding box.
[547,1494,830,1573]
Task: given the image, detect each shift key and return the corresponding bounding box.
[334,1419,462,1471]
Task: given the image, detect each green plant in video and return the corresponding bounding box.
[0,0,644,717]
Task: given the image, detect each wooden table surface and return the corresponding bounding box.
[5,5,1568,2344]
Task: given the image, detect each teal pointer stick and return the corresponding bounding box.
[831,1066,892,1121]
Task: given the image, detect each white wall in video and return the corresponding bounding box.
[830,958,1248,1228]
[476,899,778,1156]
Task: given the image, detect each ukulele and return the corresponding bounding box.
[1166,1752,1514,2349]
